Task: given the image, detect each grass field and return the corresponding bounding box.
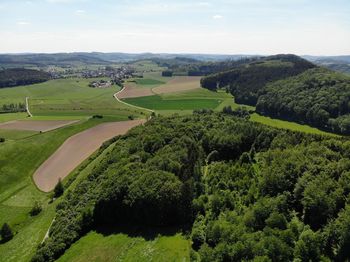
[250,113,337,136]
[123,88,236,113]
[57,231,190,262]
[134,78,165,87]
[0,78,147,120]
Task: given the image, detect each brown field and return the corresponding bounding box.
[152,76,201,94]
[33,119,145,192]
[0,120,80,132]
[116,82,154,99]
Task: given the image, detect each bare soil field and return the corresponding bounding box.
[152,76,201,94]
[116,82,154,99]
[0,120,80,132]
[33,119,145,192]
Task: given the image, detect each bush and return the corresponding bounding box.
[30,201,42,216]
[0,137,5,143]
[53,179,64,198]
[1,223,13,242]
[92,115,103,119]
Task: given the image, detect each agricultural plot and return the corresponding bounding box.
[0,120,79,132]
[0,78,146,120]
[0,116,133,262]
[152,76,201,94]
[34,119,145,192]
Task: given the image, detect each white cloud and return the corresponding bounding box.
[17,21,30,25]
[76,9,86,14]
[213,14,223,19]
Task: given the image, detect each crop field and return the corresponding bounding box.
[152,76,201,94]
[0,78,146,120]
[34,119,146,192]
[123,87,238,113]
[134,78,165,87]
[0,119,80,132]
[57,231,190,262]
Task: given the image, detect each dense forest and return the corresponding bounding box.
[256,68,350,134]
[200,54,315,105]
[0,68,50,88]
[32,113,350,262]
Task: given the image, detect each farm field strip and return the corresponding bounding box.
[152,76,201,94]
[33,119,146,192]
[0,119,80,132]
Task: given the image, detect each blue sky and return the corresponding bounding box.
[0,0,349,55]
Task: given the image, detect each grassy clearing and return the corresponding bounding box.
[57,231,190,262]
[250,113,337,136]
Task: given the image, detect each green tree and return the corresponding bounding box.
[54,178,64,198]
[1,223,13,242]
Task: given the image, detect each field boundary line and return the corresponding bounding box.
[114,86,155,114]
[26,97,33,117]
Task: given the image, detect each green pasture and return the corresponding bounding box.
[57,231,190,262]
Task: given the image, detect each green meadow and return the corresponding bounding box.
[57,231,190,262]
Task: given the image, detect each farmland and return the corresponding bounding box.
[0,55,346,262]
[0,78,146,119]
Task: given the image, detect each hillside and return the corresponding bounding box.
[0,68,50,88]
[256,67,350,134]
[31,113,350,262]
[200,54,316,105]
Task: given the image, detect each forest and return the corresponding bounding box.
[0,68,50,88]
[201,55,350,134]
[256,68,350,134]
[200,54,315,105]
[31,112,350,262]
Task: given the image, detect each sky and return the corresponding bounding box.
[0,0,349,55]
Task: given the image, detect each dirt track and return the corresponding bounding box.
[0,120,80,132]
[33,119,145,192]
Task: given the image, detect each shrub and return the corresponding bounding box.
[30,202,42,216]
[1,223,13,242]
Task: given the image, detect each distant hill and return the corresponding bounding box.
[0,52,257,68]
[303,55,350,74]
[201,54,315,105]
[0,68,50,88]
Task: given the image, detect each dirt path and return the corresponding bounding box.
[114,87,154,113]
[26,97,33,117]
[33,119,145,192]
